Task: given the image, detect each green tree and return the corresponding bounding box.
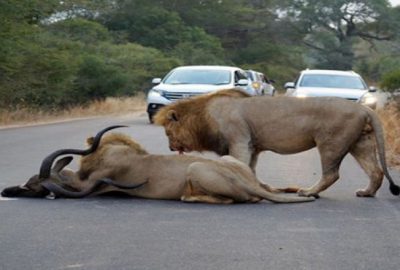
[100,1,227,63]
[0,1,182,109]
[277,0,396,69]
[46,18,111,43]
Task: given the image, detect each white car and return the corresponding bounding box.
[245,70,276,96]
[258,72,276,96]
[284,69,377,109]
[146,65,251,123]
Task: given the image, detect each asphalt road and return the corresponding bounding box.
[1,113,400,270]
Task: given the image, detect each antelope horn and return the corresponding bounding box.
[38,125,127,179]
[41,178,147,198]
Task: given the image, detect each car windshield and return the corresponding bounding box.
[164,69,231,85]
[299,74,366,89]
[245,71,255,81]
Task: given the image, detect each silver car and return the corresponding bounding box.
[146,65,251,123]
[284,69,377,109]
[245,70,276,96]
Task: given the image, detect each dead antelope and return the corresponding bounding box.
[1,126,314,204]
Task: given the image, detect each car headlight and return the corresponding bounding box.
[295,93,308,98]
[360,93,377,105]
[252,82,261,90]
[148,89,165,97]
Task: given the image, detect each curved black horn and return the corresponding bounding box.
[41,178,147,198]
[39,125,127,179]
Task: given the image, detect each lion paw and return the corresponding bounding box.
[297,189,320,199]
[356,189,375,197]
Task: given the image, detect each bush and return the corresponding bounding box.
[0,30,80,109]
[381,69,400,92]
[91,43,181,95]
[72,55,128,104]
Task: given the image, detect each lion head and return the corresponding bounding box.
[154,89,249,154]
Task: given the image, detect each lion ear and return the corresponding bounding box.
[167,110,179,122]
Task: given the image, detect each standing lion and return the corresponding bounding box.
[154,89,400,198]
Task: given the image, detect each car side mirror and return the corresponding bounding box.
[368,86,377,92]
[284,82,295,89]
[269,79,276,84]
[236,79,249,86]
[152,78,162,84]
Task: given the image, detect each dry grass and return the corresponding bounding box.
[0,93,146,127]
[378,102,400,168]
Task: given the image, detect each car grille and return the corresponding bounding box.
[163,92,204,101]
[346,98,358,102]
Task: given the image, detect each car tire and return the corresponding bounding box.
[148,113,154,124]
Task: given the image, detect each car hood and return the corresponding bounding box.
[296,87,367,100]
[153,83,230,93]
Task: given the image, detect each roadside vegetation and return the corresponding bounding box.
[0,94,145,127]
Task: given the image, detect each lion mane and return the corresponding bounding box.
[154,89,249,154]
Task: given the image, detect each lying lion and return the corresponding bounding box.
[1,126,313,204]
[154,89,400,198]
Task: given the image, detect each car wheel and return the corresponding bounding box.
[148,113,154,124]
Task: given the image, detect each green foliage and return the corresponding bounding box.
[104,4,185,50]
[0,29,79,109]
[0,14,179,109]
[72,55,128,103]
[85,43,181,96]
[101,2,227,63]
[170,27,227,65]
[47,18,111,43]
[1,0,400,110]
[381,70,400,92]
[277,0,396,69]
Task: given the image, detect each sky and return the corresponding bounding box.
[389,0,400,6]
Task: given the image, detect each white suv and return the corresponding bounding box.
[284,69,377,109]
[146,65,251,123]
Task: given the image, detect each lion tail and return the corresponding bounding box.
[369,110,400,196]
[246,184,315,203]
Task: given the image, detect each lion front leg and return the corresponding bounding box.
[229,142,254,169]
[297,169,339,198]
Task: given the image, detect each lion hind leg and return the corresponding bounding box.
[181,178,235,204]
[181,193,234,204]
[350,135,383,197]
[184,161,260,203]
